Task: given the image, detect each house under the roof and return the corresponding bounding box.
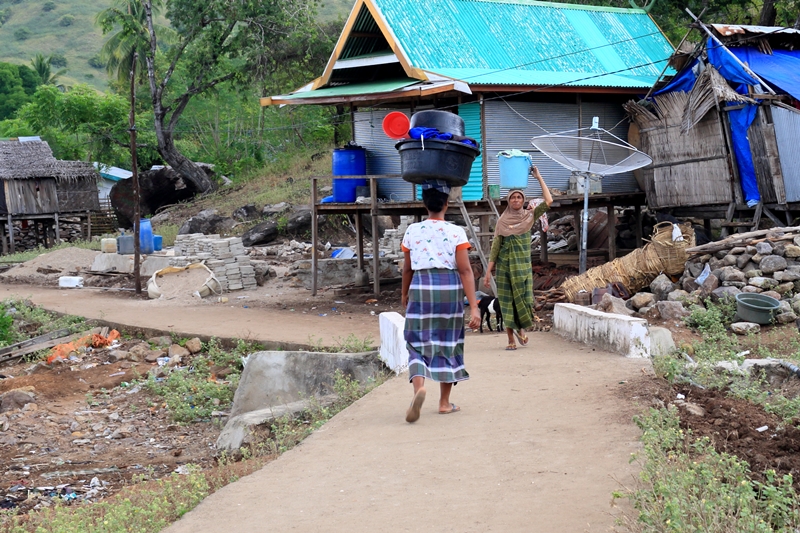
[0,139,101,253]
[264,0,674,202]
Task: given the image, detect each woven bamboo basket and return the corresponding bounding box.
[560,222,694,302]
[649,222,695,276]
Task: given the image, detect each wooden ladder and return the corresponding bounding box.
[454,197,500,296]
[719,202,763,238]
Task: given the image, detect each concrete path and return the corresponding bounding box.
[163,333,645,533]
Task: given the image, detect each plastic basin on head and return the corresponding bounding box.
[395,138,479,186]
[383,112,410,139]
[735,292,780,325]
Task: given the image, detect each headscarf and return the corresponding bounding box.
[495,189,536,237]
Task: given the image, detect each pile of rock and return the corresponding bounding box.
[609,227,800,327]
[171,234,256,292]
[8,219,86,252]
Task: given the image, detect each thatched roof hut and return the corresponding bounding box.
[0,140,100,215]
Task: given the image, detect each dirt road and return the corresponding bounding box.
[0,286,380,348]
[162,333,645,533]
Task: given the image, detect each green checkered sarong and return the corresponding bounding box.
[495,232,534,331]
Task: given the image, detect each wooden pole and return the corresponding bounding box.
[311,177,318,296]
[54,212,60,243]
[7,215,14,254]
[371,178,380,297]
[130,52,142,295]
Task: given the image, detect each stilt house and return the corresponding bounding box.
[0,139,100,215]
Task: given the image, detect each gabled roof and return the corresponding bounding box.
[314,0,674,91]
[0,140,98,181]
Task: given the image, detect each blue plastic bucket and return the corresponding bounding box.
[153,235,163,252]
[332,148,367,203]
[498,153,530,189]
[139,219,154,254]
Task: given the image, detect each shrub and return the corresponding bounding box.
[42,1,55,11]
[0,7,11,24]
[58,13,73,26]
[14,27,30,40]
[84,73,94,79]
[88,54,105,68]
[49,52,67,67]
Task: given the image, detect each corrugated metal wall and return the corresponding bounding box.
[457,102,484,201]
[773,106,800,203]
[484,99,638,198]
[353,108,416,201]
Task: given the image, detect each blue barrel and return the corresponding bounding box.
[139,219,154,254]
[498,153,530,189]
[153,235,163,252]
[332,148,367,203]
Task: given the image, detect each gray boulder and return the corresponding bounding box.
[649,326,676,356]
[785,244,800,258]
[656,301,690,320]
[776,312,798,324]
[178,209,236,236]
[597,293,634,316]
[710,286,741,303]
[630,292,656,310]
[262,202,291,217]
[718,267,745,283]
[736,254,754,269]
[700,274,720,296]
[241,220,279,247]
[749,277,778,290]
[731,322,760,335]
[756,241,774,255]
[650,274,676,301]
[760,255,788,274]
[1,390,36,412]
[232,204,260,222]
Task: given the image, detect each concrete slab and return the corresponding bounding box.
[90,253,171,277]
[649,326,676,356]
[554,303,650,358]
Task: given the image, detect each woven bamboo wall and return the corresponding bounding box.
[626,93,733,209]
[56,177,101,212]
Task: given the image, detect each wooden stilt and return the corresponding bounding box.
[54,213,60,243]
[355,212,364,273]
[539,228,548,263]
[0,222,7,255]
[311,178,318,296]
[371,178,380,298]
[607,204,617,261]
[7,215,14,254]
[86,210,92,240]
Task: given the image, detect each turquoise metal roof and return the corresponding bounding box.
[370,0,673,88]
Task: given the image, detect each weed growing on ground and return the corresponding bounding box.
[0,299,86,347]
[616,407,800,532]
[306,334,375,353]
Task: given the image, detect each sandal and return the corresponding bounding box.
[514,331,529,346]
[506,343,517,351]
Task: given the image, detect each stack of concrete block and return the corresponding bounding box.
[170,235,255,292]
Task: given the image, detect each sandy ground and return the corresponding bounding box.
[1,284,648,531]
[162,333,645,533]
[0,285,381,348]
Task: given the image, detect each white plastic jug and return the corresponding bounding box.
[101,238,117,253]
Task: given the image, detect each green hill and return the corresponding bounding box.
[0,0,354,94]
[0,0,114,91]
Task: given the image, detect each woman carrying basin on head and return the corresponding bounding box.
[401,179,481,423]
[483,166,553,351]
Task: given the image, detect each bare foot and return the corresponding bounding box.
[439,403,461,414]
[405,388,426,423]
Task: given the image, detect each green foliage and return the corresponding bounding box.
[58,13,74,26]
[88,54,105,69]
[42,1,56,12]
[0,62,33,120]
[0,7,11,24]
[0,305,13,346]
[13,28,30,40]
[30,53,67,87]
[49,52,67,68]
[618,407,800,532]
[0,298,86,348]
[145,338,256,423]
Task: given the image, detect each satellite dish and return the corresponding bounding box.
[531,119,653,273]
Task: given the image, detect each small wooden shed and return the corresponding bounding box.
[0,139,100,215]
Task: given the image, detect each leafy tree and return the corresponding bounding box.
[139,0,321,192]
[30,53,67,88]
[0,63,30,120]
[15,64,41,95]
[96,0,176,86]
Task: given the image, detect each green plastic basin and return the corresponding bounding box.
[735,292,780,325]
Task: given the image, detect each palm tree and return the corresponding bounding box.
[96,0,176,85]
[30,53,67,88]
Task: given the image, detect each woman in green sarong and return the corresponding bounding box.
[483,167,553,350]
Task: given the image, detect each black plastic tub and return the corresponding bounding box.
[395,139,480,186]
[409,110,465,136]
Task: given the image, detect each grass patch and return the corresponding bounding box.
[0,240,101,264]
[0,298,86,348]
[616,407,800,533]
[153,222,179,247]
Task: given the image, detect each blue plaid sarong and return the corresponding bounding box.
[404,268,469,383]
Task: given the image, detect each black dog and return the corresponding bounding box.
[478,296,503,333]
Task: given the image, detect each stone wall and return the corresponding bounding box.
[288,258,399,289]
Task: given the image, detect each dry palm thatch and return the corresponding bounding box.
[681,65,756,133]
[0,140,58,180]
